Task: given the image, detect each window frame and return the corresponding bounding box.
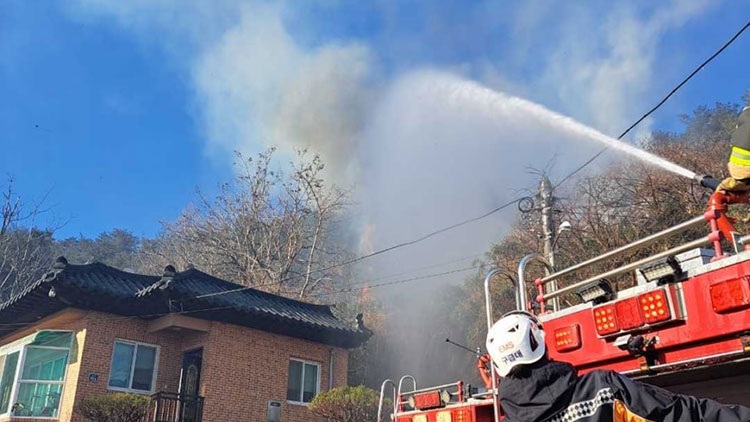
[0,330,73,419]
[285,358,320,406]
[3,350,23,417]
[107,339,160,395]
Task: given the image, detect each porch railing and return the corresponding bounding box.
[145,392,204,422]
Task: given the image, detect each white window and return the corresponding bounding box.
[286,359,319,404]
[108,340,159,393]
[0,330,73,418]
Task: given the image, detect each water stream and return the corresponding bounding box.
[441,78,697,180]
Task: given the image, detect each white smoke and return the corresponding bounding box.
[193,5,374,178]
[68,0,374,179]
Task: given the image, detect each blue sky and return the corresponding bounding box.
[1,1,748,239]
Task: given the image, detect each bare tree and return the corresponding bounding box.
[0,179,56,301]
[138,149,352,299]
[294,152,351,298]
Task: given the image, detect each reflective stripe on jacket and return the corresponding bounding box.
[729,107,750,166]
[730,145,750,166]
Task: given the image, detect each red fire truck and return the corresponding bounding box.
[378,186,750,421]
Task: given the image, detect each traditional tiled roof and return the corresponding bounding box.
[0,257,370,348]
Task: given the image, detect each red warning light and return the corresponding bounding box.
[553,324,582,352]
[615,297,644,330]
[638,289,671,324]
[710,277,750,313]
[592,305,618,336]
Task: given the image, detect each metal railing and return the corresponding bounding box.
[515,214,713,313]
[482,268,521,422]
[146,392,204,422]
[517,254,554,311]
[540,215,706,285]
[396,375,417,412]
[377,379,396,422]
[545,237,710,300]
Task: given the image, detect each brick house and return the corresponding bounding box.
[0,257,370,422]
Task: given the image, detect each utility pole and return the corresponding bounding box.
[539,176,560,311]
[539,176,555,269]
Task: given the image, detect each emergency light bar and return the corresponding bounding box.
[592,286,681,338]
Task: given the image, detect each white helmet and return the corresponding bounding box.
[486,311,546,377]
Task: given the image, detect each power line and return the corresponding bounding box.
[356,251,485,284]
[314,260,486,295]
[314,264,484,297]
[190,198,521,300]
[554,19,750,190]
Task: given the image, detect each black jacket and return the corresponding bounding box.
[498,359,750,422]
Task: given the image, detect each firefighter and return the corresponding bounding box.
[486,311,750,422]
[718,106,750,192]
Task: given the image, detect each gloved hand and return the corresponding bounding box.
[716,177,750,192]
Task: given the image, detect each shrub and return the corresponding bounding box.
[309,385,383,422]
[77,393,150,422]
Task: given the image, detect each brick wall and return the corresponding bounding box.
[69,311,184,422]
[199,321,349,422]
[0,309,350,422]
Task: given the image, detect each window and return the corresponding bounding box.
[286,359,319,404]
[0,352,19,413]
[108,340,158,393]
[0,330,73,418]
[15,347,68,417]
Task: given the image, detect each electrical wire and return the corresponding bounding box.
[189,198,521,300]
[354,251,485,284]
[312,264,484,297]
[554,19,750,190]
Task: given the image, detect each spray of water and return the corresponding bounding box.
[358,72,703,386]
[440,78,697,180]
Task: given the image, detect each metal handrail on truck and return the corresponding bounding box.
[520,189,750,312]
[518,214,720,313]
[396,375,417,413]
[483,268,520,422]
[377,379,396,422]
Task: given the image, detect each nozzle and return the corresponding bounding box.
[694,174,719,191]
